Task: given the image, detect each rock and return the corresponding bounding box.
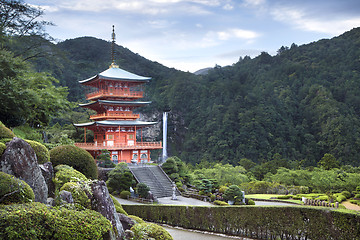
[59,190,74,204]
[40,162,55,198]
[91,180,124,239]
[98,167,114,181]
[118,213,136,230]
[0,137,48,203]
[47,197,54,206]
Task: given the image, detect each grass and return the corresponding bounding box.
[246,194,303,204]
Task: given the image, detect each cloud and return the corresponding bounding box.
[270,5,360,35]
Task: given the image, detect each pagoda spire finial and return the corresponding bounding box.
[110,25,119,68]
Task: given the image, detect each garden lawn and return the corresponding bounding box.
[246,194,303,204]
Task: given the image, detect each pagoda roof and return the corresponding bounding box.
[74,120,157,128]
[80,100,151,108]
[79,65,151,84]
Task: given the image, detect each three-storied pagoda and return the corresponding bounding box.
[74,27,162,164]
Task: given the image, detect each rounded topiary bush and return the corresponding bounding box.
[110,194,128,215]
[0,172,35,204]
[120,190,131,199]
[0,202,112,240]
[25,140,50,164]
[131,222,173,240]
[0,122,15,139]
[128,215,145,224]
[54,165,88,190]
[0,142,6,157]
[50,145,98,179]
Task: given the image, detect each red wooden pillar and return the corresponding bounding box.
[84,127,87,143]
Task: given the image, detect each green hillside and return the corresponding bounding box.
[4,22,360,167]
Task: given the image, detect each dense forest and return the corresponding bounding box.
[1,1,360,168]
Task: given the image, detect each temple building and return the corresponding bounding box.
[74,27,162,163]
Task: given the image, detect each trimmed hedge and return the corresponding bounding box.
[25,140,50,164]
[130,222,173,240]
[123,205,360,239]
[50,145,98,179]
[0,202,112,240]
[0,172,35,204]
[0,122,15,139]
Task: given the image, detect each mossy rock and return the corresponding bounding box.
[50,145,98,179]
[60,182,91,209]
[0,172,35,204]
[0,122,15,139]
[0,202,112,240]
[131,222,173,240]
[128,215,145,224]
[25,140,50,164]
[54,165,88,190]
[0,142,6,157]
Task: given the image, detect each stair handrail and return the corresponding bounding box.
[156,165,182,196]
[128,166,140,183]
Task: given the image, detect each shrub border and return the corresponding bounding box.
[123,205,360,239]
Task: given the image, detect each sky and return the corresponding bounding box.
[24,0,360,72]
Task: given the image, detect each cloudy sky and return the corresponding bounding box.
[25,0,360,72]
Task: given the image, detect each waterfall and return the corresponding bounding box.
[162,111,168,162]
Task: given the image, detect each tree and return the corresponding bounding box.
[106,163,134,193]
[136,182,150,198]
[97,149,115,168]
[223,185,243,203]
[318,153,339,170]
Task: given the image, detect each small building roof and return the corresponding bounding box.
[79,65,151,84]
[74,120,157,128]
[80,100,151,108]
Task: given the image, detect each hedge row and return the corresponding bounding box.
[123,205,360,239]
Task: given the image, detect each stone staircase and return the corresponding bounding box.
[129,165,180,198]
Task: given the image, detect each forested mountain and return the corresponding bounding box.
[20,27,360,167]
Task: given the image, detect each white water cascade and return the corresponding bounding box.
[162,111,168,162]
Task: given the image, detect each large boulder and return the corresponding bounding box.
[91,180,124,239]
[118,213,136,230]
[0,137,48,203]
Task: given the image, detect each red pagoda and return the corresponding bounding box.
[74,27,162,164]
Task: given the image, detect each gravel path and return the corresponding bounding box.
[342,200,360,211]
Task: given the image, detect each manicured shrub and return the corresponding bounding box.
[54,165,88,190]
[136,183,150,198]
[341,191,351,199]
[277,195,293,199]
[50,145,98,179]
[213,200,229,206]
[334,193,347,203]
[131,222,173,240]
[0,122,15,139]
[355,193,360,198]
[315,195,328,201]
[120,190,131,199]
[223,185,243,202]
[110,194,128,215]
[219,185,228,194]
[60,182,91,209]
[25,139,50,164]
[0,142,6,156]
[106,163,134,193]
[247,199,255,205]
[0,172,35,204]
[128,215,145,224]
[0,202,112,240]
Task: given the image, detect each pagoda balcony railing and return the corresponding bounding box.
[87,89,143,100]
[90,112,140,120]
[75,141,162,150]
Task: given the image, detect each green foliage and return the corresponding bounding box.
[0,172,34,204]
[96,149,115,168]
[106,163,134,194]
[0,122,15,138]
[12,124,42,142]
[50,145,98,179]
[0,142,6,156]
[198,179,212,194]
[213,200,229,206]
[341,191,351,199]
[223,185,243,202]
[130,223,173,240]
[110,194,127,215]
[123,204,360,240]
[25,139,49,164]
[247,199,255,205]
[162,158,178,175]
[128,215,145,224]
[0,202,112,240]
[136,183,150,198]
[120,190,131,199]
[60,182,91,209]
[53,165,88,191]
[318,153,340,170]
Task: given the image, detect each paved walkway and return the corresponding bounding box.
[114,195,213,206]
[342,200,360,211]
